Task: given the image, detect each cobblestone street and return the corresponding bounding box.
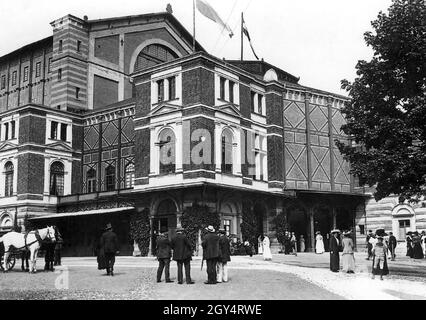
[0,253,425,300]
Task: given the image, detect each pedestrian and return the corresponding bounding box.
[388,231,397,261]
[243,240,253,257]
[299,235,305,253]
[156,232,173,283]
[341,231,355,273]
[262,233,272,261]
[284,231,291,254]
[217,229,231,283]
[371,236,389,280]
[406,232,414,258]
[54,227,63,266]
[366,230,374,260]
[421,231,426,257]
[315,231,325,254]
[290,232,297,256]
[329,229,341,272]
[257,235,264,254]
[99,223,119,276]
[412,231,424,259]
[44,239,55,272]
[202,225,220,285]
[171,227,194,285]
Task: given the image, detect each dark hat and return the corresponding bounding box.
[105,223,112,230]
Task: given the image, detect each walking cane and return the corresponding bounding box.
[201,257,205,271]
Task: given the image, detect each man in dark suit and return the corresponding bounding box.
[100,223,119,276]
[156,232,173,283]
[366,230,374,260]
[171,227,194,285]
[329,229,341,272]
[202,225,220,284]
[217,229,231,283]
[388,231,397,261]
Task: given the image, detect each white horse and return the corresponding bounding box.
[0,226,56,273]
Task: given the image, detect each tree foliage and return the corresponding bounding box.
[272,213,289,245]
[180,204,220,251]
[338,0,426,201]
[240,208,258,248]
[129,209,151,256]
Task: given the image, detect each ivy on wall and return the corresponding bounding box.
[240,208,258,250]
[129,209,151,256]
[180,203,220,252]
[272,213,289,245]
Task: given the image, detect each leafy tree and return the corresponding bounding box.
[180,204,220,251]
[272,213,289,246]
[240,208,258,250]
[337,0,426,201]
[129,209,151,256]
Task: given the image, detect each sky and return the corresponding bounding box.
[0,0,392,95]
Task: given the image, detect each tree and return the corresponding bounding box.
[337,0,426,201]
[272,213,289,246]
[240,208,258,249]
[129,209,151,256]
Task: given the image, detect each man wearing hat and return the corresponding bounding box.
[202,225,220,284]
[366,230,374,260]
[388,232,397,261]
[217,229,231,283]
[171,227,194,285]
[329,229,341,272]
[156,232,173,283]
[100,223,119,276]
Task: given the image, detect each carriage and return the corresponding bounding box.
[0,250,17,271]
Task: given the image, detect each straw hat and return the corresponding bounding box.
[330,229,341,234]
[205,225,215,233]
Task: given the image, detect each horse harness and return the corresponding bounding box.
[24,230,43,249]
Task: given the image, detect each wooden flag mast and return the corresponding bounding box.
[241,12,244,61]
[193,0,196,52]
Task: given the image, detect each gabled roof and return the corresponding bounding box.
[0,36,52,63]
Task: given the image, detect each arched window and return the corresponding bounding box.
[50,161,65,196]
[158,129,176,174]
[87,168,97,193]
[0,214,13,230]
[134,44,179,72]
[125,163,135,189]
[4,162,14,197]
[221,129,233,174]
[105,165,116,191]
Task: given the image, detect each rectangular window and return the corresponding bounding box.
[258,94,264,115]
[4,123,9,140]
[59,40,63,53]
[11,121,15,139]
[58,68,62,81]
[399,220,410,228]
[157,79,164,102]
[77,40,81,52]
[50,121,58,140]
[220,77,226,100]
[250,92,256,112]
[12,71,17,86]
[168,77,176,100]
[23,66,29,82]
[359,225,365,235]
[48,58,52,73]
[60,123,67,142]
[229,81,235,103]
[35,62,41,78]
[1,75,5,90]
[75,87,80,100]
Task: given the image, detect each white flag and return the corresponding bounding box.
[196,0,234,38]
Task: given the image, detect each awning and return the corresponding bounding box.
[28,207,135,220]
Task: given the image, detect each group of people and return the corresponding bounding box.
[155,225,232,285]
[366,230,397,261]
[405,231,426,259]
[281,232,304,255]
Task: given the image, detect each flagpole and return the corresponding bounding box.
[193,0,196,52]
[241,12,244,61]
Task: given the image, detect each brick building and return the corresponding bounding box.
[0,10,367,256]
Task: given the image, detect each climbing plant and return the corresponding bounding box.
[180,203,220,251]
[129,209,151,256]
[272,213,289,245]
[240,208,258,249]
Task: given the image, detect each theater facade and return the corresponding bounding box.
[0,10,366,256]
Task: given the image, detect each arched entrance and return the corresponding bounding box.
[253,203,266,237]
[287,206,308,251]
[314,206,333,252]
[391,204,416,241]
[336,207,353,232]
[152,199,178,255]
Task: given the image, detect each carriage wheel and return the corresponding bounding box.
[1,255,16,271]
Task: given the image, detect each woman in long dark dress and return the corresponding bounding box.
[329,229,341,272]
[412,232,424,259]
[406,232,414,258]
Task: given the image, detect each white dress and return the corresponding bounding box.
[315,235,325,254]
[258,237,264,254]
[262,236,272,260]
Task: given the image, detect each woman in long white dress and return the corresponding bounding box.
[315,231,325,254]
[262,235,272,261]
[258,235,264,254]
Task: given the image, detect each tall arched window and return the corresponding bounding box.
[87,168,97,193]
[134,44,179,72]
[221,129,233,174]
[105,165,116,191]
[0,214,13,230]
[125,163,135,188]
[50,161,65,196]
[158,129,176,174]
[4,162,14,197]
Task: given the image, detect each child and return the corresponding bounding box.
[371,236,389,280]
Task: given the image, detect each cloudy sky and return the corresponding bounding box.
[0,0,392,95]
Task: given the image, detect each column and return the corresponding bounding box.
[327,97,336,190]
[332,207,337,229]
[164,78,169,101]
[309,207,315,252]
[175,121,183,172]
[148,216,154,256]
[224,79,230,101]
[236,212,242,241]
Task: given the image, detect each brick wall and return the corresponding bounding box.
[135,128,150,184]
[182,65,214,106]
[17,153,45,195]
[19,114,46,144]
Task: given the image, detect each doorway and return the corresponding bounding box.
[314,207,332,252]
[151,199,178,255]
